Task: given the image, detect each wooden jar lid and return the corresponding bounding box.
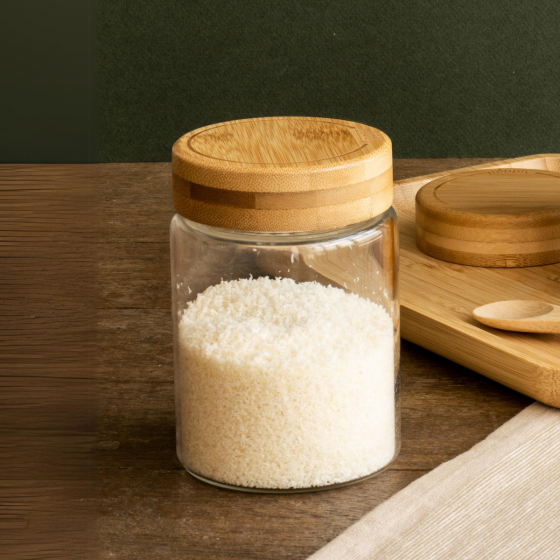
[172,117,392,232]
[416,168,560,267]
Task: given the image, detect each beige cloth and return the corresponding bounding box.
[309,403,560,560]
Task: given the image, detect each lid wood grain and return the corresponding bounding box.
[172,117,392,232]
[416,168,560,267]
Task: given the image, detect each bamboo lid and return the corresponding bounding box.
[416,168,560,267]
[172,117,392,232]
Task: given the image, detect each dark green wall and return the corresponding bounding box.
[3,1,558,162]
[1,1,94,163]
[97,0,560,161]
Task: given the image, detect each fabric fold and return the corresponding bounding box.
[309,403,560,560]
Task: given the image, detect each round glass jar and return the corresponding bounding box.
[171,117,400,492]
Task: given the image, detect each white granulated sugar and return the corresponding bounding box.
[177,277,395,489]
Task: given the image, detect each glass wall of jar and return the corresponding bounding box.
[171,213,399,492]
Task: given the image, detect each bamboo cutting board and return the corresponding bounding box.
[396,154,560,407]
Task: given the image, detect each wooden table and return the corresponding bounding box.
[3,160,532,559]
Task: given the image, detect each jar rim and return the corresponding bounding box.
[175,207,396,246]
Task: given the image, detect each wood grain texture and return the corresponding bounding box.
[416,168,560,267]
[95,158,529,560]
[396,154,560,407]
[1,160,536,559]
[0,165,96,559]
[172,117,393,231]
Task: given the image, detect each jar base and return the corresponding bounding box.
[181,445,401,494]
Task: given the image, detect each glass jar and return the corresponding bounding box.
[171,117,400,492]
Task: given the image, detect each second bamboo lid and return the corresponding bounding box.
[172,117,392,232]
[416,168,560,267]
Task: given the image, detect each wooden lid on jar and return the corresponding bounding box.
[172,117,392,232]
[416,168,560,267]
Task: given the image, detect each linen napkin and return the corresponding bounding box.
[309,403,560,560]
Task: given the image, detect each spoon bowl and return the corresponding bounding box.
[473,300,560,333]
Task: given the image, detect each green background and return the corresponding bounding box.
[2,1,559,162]
[96,0,559,161]
[1,1,94,163]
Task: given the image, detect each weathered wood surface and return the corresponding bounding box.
[96,158,529,559]
[3,160,532,560]
[0,165,96,560]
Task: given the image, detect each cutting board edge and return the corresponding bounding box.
[394,153,560,190]
[401,305,560,408]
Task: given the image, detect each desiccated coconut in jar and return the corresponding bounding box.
[176,276,395,490]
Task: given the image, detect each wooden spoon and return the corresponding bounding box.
[473,300,560,334]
